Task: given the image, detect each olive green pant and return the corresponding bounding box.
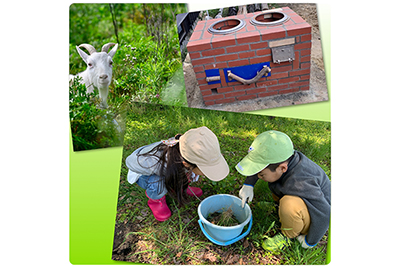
[273,194,310,238]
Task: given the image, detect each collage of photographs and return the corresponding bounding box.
[69,2,331,265]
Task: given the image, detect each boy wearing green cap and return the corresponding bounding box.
[236,130,330,249]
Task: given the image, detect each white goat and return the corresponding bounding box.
[70,43,118,109]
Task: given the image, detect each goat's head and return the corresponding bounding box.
[76,43,118,108]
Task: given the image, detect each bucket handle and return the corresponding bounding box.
[198,216,253,246]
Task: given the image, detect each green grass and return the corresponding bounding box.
[114,102,330,264]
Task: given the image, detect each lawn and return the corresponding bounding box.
[112,102,331,265]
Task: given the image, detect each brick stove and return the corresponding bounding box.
[186,7,312,106]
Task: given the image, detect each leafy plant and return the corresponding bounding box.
[69,77,125,151]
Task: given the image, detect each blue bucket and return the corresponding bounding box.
[198,194,252,246]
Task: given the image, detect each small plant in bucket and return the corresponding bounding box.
[207,205,240,227]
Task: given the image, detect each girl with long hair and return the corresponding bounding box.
[126,126,229,221]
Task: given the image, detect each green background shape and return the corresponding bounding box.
[70,4,331,265]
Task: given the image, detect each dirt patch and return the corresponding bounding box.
[184,3,329,112]
[112,221,281,265]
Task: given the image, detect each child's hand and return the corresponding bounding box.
[239,184,254,207]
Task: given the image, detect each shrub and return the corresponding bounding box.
[69,77,124,151]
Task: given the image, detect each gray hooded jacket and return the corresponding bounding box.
[244,151,331,246]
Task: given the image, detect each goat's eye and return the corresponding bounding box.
[88,62,93,67]
[109,61,113,66]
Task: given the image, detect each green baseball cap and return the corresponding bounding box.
[235,130,294,176]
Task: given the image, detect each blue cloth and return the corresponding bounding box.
[136,174,168,200]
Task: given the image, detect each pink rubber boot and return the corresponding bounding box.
[146,193,171,222]
[186,186,203,197]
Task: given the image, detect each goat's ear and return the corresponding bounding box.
[108,43,118,58]
[76,46,89,63]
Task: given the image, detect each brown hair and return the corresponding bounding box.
[267,154,294,172]
[137,134,194,206]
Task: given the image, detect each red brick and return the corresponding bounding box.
[245,23,257,32]
[225,80,242,87]
[211,36,237,48]
[260,28,286,41]
[295,42,312,50]
[238,94,257,101]
[257,80,278,87]
[301,34,312,42]
[216,98,236,104]
[253,76,269,85]
[193,20,206,32]
[271,64,292,73]
[301,55,311,62]
[291,81,309,88]
[195,72,206,79]
[189,52,201,59]
[235,84,256,91]
[201,30,213,41]
[286,23,312,36]
[259,91,278,98]
[199,83,222,90]
[189,31,202,41]
[290,68,310,77]
[228,59,250,67]
[217,87,234,93]
[283,18,295,27]
[191,57,215,66]
[270,72,288,79]
[226,44,250,53]
[239,51,255,59]
[249,55,271,64]
[204,62,228,70]
[200,89,212,96]
[204,101,215,106]
[216,54,239,63]
[279,76,299,84]
[225,91,246,98]
[268,84,288,91]
[202,48,226,57]
[300,85,310,91]
[193,66,204,73]
[196,78,207,86]
[187,40,212,52]
[293,51,300,70]
[300,48,311,57]
[247,88,267,95]
[290,14,307,24]
[255,48,271,56]
[203,94,225,101]
[234,26,247,35]
[236,31,261,44]
[279,88,298,94]
[270,61,291,68]
[301,62,311,69]
[250,42,269,50]
[300,74,310,80]
[219,71,228,87]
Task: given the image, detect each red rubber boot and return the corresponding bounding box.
[186,186,203,197]
[146,193,171,222]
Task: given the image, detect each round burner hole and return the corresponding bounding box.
[250,11,289,26]
[208,18,245,35]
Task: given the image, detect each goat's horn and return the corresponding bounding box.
[78,44,97,55]
[101,43,116,53]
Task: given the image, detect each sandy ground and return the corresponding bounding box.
[183,3,329,113]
